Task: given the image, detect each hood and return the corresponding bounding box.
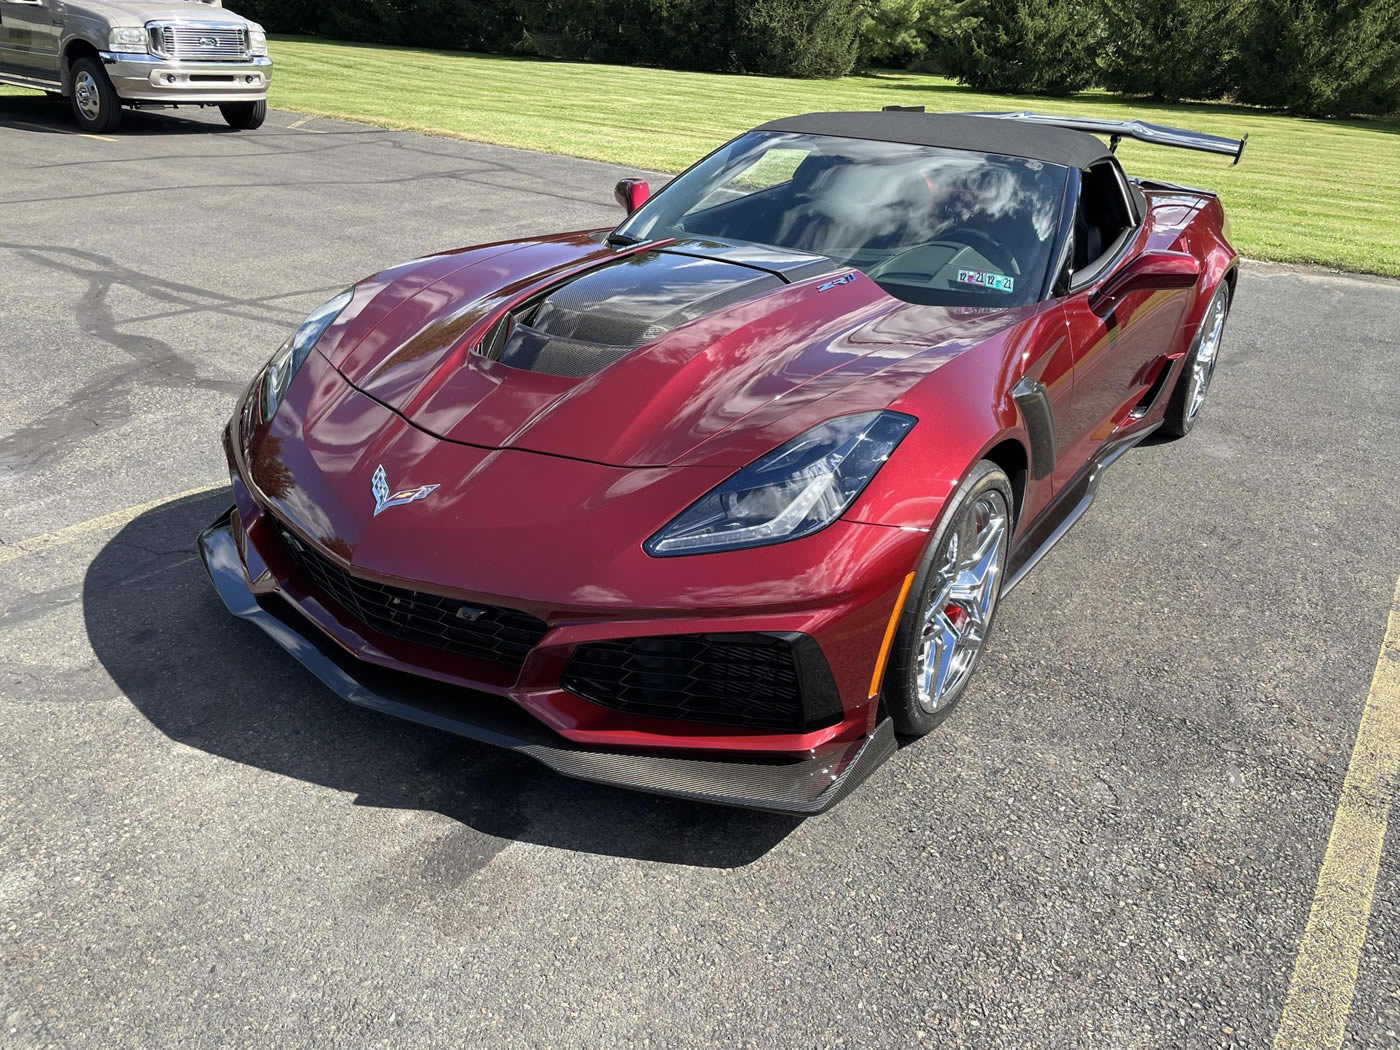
[317,232,1036,469]
[95,1,251,22]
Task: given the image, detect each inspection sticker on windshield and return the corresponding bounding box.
[956,269,1015,293]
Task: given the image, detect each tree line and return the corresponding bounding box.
[236,0,1400,117]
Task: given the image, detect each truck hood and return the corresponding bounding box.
[314,231,1034,469]
[96,1,251,22]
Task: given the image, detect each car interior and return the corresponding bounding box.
[1070,160,1138,284]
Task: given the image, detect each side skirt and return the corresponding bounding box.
[1002,422,1161,594]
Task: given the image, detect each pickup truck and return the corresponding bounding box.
[0,0,271,132]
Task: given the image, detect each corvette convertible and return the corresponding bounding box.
[200,110,1244,813]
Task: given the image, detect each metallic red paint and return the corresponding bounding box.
[208,162,1238,808]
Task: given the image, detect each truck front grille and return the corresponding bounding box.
[150,23,249,61]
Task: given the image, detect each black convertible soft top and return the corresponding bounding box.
[756,111,1114,168]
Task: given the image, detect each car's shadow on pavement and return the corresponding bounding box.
[83,490,801,867]
[0,93,240,135]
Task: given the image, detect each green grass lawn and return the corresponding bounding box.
[11,35,1400,276]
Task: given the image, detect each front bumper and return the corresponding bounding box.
[99,52,271,103]
[199,510,897,813]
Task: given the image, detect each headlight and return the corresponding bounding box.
[108,27,149,53]
[646,411,915,556]
[248,27,268,57]
[260,288,354,420]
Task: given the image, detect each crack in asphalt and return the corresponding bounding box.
[0,241,256,474]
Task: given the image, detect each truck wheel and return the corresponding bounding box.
[69,58,122,133]
[220,100,266,131]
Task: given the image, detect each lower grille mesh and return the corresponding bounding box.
[279,530,547,672]
[563,634,806,731]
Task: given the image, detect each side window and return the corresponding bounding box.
[1071,161,1136,279]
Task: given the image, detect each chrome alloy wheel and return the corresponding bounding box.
[1187,293,1228,421]
[74,70,102,123]
[916,492,1009,713]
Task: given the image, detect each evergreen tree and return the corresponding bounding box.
[1230,0,1400,116]
[1098,0,1237,100]
[943,0,1103,96]
[858,0,964,66]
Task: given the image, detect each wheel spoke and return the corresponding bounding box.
[918,608,961,707]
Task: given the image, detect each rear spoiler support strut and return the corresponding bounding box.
[968,112,1248,164]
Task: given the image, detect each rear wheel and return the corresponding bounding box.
[219,100,266,130]
[1161,282,1231,439]
[884,460,1013,736]
[69,58,122,133]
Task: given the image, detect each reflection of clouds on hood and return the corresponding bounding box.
[775,140,1058,257]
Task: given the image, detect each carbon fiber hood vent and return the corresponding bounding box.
[480,249,789,378]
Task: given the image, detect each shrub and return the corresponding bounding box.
[943,0,1103,96]
[1230,0,1400,116]
[518,0,865,77]
[733,0,867,77]
[1098,0,1237,101]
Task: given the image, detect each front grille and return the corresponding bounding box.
[279,529,548,672]
[151,23,249,61]
[563,634,810,732]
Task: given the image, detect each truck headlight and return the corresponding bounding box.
[108,27,149,53]
[645,412,916,555]
[248,27,268,57]
[261,289,354,421]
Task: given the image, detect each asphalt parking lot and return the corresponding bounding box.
[2,95,1399,1050]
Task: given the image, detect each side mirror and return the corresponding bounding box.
[614,178,650,215]
[1091,250,1200,311]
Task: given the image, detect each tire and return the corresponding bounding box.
[69,57,122,133]
[1160,281,1232,439]
[219,100,267,131]
[883,460,1014,736]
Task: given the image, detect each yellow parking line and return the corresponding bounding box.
[2,119,116,143]
[0,482,224,568]
[1275,574,1400,1049]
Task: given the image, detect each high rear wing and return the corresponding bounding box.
[969,112,1248,164]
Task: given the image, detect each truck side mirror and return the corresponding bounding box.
[614,178,650,215]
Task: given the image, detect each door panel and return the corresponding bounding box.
[1058,262,1190,474]
[0,0,58,78]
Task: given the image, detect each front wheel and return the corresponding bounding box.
[1160,282,1231,439]
[219,100,266,130]
[883,460,1013,736]
[69,58,122,133]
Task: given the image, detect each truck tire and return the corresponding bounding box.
[70,58,122,133]
[220,100,266,131]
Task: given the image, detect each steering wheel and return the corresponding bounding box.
[936,226,1020,275]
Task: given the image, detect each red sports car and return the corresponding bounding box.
[200,110,1244,813]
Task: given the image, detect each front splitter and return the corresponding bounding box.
[198,511,895,814]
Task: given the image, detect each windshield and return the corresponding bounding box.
[617,132,1068,308]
